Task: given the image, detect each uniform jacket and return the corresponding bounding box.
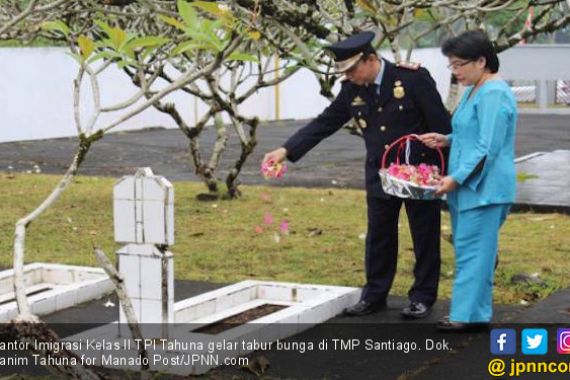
[283,59,452,197]
[447,80,517,211]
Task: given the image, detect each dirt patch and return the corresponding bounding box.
[194,304,288,335]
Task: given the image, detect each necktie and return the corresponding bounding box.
[367,83,379,100]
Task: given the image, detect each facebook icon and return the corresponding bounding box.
[491,329,516,355]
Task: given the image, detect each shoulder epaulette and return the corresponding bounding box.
[396,61,421,70]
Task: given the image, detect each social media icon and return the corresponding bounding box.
[522,329,548,355]
[490,329,516,355]
[557,328,570,354]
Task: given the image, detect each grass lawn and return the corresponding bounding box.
[1,173,569,306]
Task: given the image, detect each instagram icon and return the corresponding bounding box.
[557,328,570,354]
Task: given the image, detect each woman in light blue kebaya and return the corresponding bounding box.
[419,30,517,331]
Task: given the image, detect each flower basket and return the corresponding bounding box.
[378,134,445,200]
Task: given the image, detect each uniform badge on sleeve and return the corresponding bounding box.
[393,80,405,99]
[396,61,421,70]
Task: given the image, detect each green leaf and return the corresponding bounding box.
[77,35,95,61]
[117,59,135,69]
[140,46,159,60]
[171,40,196,56]
[191,1,223,15]
[108,27,127,50]
[171,40,212,56]
[41,20,70,36]
[94,20,114,37]
[177,0,197,27]
[182,27,223,51]
[247,30,261,41]
[158,15,187,31]
[205,18,224,32]
[191,1,236,24]
[227,52,259,63]
[94,20,129,51]
[123,36,169,53]
[87,50,111,64]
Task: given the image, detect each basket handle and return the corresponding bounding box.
[380,134,445,175]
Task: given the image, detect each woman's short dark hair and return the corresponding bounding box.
[441,30,499,73]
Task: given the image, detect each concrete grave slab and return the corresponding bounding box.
[66,280,360,375]
[0,263,113,322]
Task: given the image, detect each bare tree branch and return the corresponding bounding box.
[93,247,150,379]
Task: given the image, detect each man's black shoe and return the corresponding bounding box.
[343,300,387,316]
[400,301,431,319]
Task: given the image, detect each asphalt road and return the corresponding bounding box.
[0,114,568,191]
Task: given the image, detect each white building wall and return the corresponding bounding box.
[0,45,568,143]
[498,45,570,81]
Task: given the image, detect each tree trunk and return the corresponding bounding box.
[13,133,101,317]
[225,117,258,198]
[445,73,461,112]
[11,133,104,379]
[93,247,150,379]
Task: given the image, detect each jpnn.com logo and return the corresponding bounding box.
[491,329,516,355]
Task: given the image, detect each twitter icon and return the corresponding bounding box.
[522,329,548,355]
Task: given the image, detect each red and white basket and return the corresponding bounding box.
[378,134,445,200]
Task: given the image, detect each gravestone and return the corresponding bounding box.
[113,167,174,338]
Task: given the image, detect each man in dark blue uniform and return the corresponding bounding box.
[263,31,451,318]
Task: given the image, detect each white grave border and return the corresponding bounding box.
[0,263,113,322]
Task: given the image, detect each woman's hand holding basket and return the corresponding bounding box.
[417,133,450,149]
